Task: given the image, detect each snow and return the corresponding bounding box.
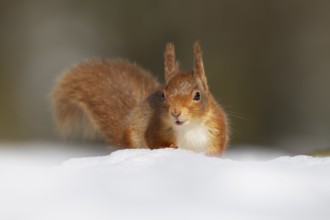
[1,145,330,220]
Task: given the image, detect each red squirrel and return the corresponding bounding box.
[51,42,229,155]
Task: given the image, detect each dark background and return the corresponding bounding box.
[1,0,330,154]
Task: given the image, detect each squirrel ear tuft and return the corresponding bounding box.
[194,41,208,92]
[164,43,179,82]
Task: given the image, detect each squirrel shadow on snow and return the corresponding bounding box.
[51,42,229,156]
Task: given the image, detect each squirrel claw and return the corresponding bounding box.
[160,144,177,149]
[168,144,178,149]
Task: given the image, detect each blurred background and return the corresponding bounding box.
[1,0,330,155]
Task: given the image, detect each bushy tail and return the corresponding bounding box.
[50,59,160,144]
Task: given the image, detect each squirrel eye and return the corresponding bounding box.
[161,92,165,101]
[193,92,200,101]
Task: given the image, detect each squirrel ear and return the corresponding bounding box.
[164,43,179,82]
[193,41,208,92]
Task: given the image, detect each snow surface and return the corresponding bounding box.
[1,146,330,220]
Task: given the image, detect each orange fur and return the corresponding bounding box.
[51,42,229,155]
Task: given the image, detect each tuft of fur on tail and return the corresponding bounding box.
[51,99,103,139]
[50,74,102,140]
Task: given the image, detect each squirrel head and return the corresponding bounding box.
[162,42,210,126]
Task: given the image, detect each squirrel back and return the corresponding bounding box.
[51,42,229,155]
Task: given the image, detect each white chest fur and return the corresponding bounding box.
[175,121,209,152]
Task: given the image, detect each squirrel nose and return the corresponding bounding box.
[171,111,181,118]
